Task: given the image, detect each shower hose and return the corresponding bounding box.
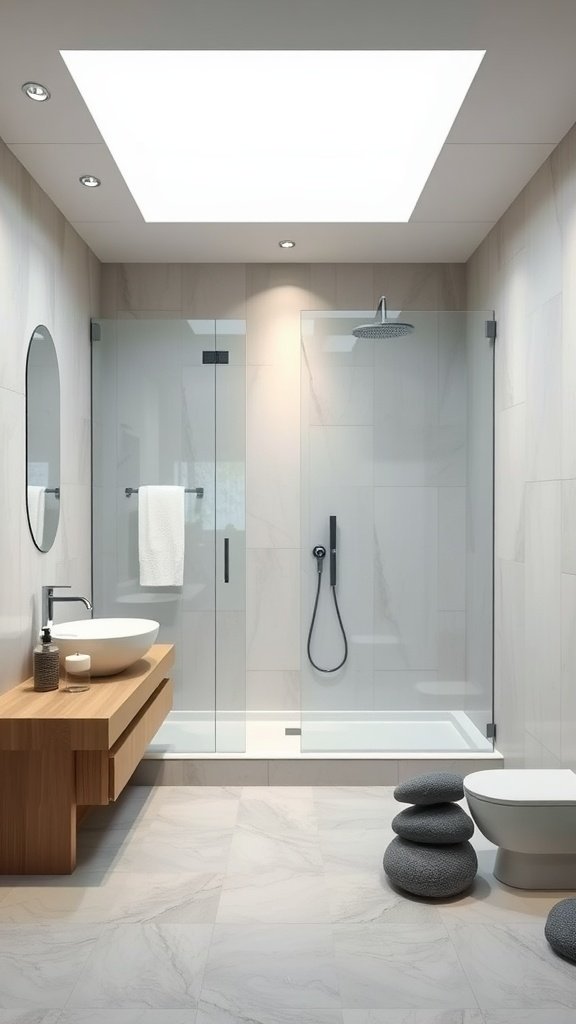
[307,547,349,673]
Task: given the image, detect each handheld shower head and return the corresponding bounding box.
[353,296,414,340]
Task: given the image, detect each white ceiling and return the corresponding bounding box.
[0,0,575,263]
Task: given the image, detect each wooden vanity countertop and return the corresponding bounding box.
[0,644,174,752]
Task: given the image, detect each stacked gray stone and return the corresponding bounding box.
[545,899,576,962]
[383,772,478,898]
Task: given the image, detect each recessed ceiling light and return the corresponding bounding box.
[22,82,50,102]
[79,174,101,188]
[279,239,295,249]
[60,49,485,222]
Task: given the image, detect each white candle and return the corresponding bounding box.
[65,653,91,677]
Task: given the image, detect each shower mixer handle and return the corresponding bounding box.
[312,545,326,573]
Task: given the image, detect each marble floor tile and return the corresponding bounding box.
[319,827,394,873]
[0,925,101,1008]
[236,792,317,838]
[80,787,158,831]
[200,924,341,1014]
[4,784,574,1021]
[325,871,441,926]
[241,786,315,800]
[439,870,574,931]
[144,792,240,831]
[216,867,330,924]
[66,924,212,1009]
[55,1014,196,1024]
[0,1014,61,1024]
[342,1013,484,1023]
[226,824,324,873]
[105,824,235,875]
[452,922,576,1009]
[0,871,223,925]
[483,1013,576,1023]
[315,796,397,831]
[196,1006,343,1024]
[334,923,478,1010]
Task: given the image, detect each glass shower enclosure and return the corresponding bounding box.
[92,318,246,753]
[300,308,494,753]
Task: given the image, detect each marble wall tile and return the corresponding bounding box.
[526,293,562,482]
[496,404,526,561]
[561,572,576,768]
[308,365,374,427]
[310,426,374,489]
[246,671,300,711]
[438,612,466,684]
[181,264,246,317]
[374,487,438,671]
[246,364,300,549]
[494,560,525,767]
[525,160,563,315]
[396,758,503,782]
[497,248,528,412]
[523,732,562,767]
[372,671,441,712]
[0,139,99,695]
[438,488,466,610]
[373,316,438,488]
[245,264,311,366]
[561,479,576,572]
[116,264,182,312]
[524,481,562,758]
[308,264,374,310]
[267,761,399,786]
[132,760,269,786]
[246,549,300,670]
[372,263,467,311]
[466,120,576,768]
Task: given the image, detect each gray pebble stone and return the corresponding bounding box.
[394,772,464,806]
[545,899,576,962]
[383,836,478,898]
[392,803,474,844]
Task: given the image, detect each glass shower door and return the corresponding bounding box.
[299,308,494,753]
[92,317,246,753]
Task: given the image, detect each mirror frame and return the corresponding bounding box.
[25,324,61,552]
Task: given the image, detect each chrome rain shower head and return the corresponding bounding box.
[352,296,414,339]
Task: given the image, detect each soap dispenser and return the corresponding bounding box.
[33,626,60,692]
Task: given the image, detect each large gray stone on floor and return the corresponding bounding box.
[383,836,477,898]
[392,803,474,844]
[394,772,464,806]
[545,899,576,962]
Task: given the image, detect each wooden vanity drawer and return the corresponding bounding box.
[108,678,172,800]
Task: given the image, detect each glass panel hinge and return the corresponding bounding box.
[485,319,497,340]
[486,722,497,739]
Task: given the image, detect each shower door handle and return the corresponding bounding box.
[224,537,230,583]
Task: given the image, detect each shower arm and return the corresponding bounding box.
[375,296,387,322]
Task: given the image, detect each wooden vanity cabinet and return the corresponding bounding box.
[0,644,173,874]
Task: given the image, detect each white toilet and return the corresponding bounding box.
[464,769,576,889]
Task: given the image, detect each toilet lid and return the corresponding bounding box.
[464,769,576,805]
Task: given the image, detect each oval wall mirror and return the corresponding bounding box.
[25,325,61,552]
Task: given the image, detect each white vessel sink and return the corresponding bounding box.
[52,618,159,677]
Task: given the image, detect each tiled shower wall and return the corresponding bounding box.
[467,117,576,769]
[101,263,465,711]
[0,139,100,695]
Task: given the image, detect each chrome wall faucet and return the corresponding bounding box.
[41,585,93,629]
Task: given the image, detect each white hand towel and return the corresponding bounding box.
[138,485,185,587]
[27,486,46,545]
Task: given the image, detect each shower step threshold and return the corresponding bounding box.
[133,749,503,786]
